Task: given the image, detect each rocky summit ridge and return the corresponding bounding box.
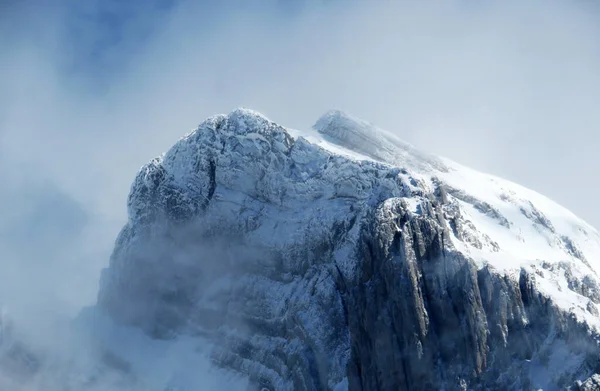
[93,108,600,390]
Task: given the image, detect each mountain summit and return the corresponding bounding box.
[96,108,600,390]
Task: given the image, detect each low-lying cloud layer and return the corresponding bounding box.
[1,0,600,388]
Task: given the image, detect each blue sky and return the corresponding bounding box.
[14,0,330,91]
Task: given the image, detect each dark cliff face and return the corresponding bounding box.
[347,198,600,391]
[96,109,600,391]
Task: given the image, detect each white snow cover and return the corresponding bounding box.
[281,109,600,334]
[131,107,600,332]
[137,107,600,332]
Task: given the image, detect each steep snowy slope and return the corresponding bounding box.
[312,110,600,328]
[96,108,600,391]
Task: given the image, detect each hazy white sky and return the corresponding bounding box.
[1,0,600,324]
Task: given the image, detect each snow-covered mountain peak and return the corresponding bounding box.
[313,108,402,149]
[96,108,600,390]
[220,107,278,136]
[132,107,600,275]
[312,109,446,172]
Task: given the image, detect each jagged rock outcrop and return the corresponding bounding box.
[97,108,600,390]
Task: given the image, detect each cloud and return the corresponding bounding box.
[1,0,600,387]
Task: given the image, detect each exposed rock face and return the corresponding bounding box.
[97,109,600,390]
[348,201,599,390]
